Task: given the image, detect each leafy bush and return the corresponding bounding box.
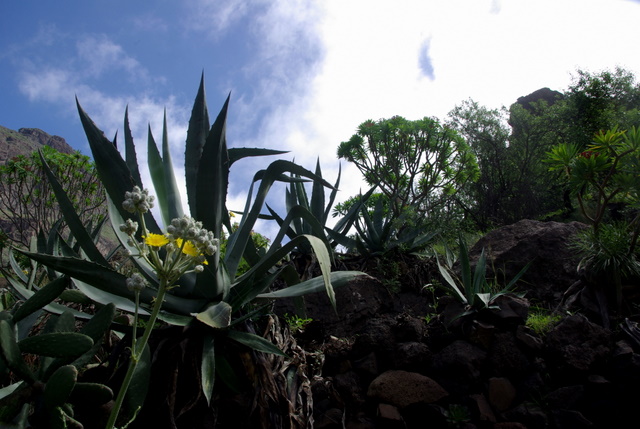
[547,126,640,312]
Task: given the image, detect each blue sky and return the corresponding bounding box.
[2,0,640,238]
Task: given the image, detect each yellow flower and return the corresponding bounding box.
[176,238,208,265]
[144,233,169,247]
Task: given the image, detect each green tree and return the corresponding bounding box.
[0,145,106,249]
[447,99,511,230]
[506,100,567,221]
[563,67,640,146]
[337,115,479,231]
[447,68,640,228]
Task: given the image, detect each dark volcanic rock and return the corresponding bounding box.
[545,314,611,377]
[367,370,448,408]
[515,87,564,112]
[468,219,588,303]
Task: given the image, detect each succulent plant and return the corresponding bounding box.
[3,74,364,427]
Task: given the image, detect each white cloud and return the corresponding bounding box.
[16,35,191,223]
[186,0,253,36]
[76,35,148,81]
[19,68,75,103]
[12,0,640,239]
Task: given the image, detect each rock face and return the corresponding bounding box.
[0,125,75,164]
[514,87,564,112]
[289,220,639,428]
[467,219,589,303]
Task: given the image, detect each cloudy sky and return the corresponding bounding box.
[2,0,640,238]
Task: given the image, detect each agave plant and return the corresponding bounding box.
[5,75,363,428]
[436,234,529,322]
[329,190,437,257]
[264,160,370,262]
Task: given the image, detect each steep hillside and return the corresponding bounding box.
[0,125,75,164]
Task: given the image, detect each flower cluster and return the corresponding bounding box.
[119,218,139,236]
[119,188,218,285]
[123,186,155,214]
[167,215,218,257]
[126,272,147,292]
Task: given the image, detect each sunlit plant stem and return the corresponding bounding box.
[106,187,217,429]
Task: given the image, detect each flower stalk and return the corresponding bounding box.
[106,187,217,429]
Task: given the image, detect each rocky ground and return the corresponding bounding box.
[274,219,640,429]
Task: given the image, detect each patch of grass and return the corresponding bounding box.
[526,309,562,336]
[283,313,313,334]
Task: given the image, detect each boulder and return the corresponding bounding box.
[545,314,611,376]
[367,370,448,408]
[274,275,392,338]
[468,219,588,304]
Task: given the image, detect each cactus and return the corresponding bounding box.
[51,310,76,333]
[18,332,93,358]
[0,320,35,383]
[11,276,68,323]
[59,289,92,305]
[44,365,77,410]
[79,302,116,342]
[70,382,113,406]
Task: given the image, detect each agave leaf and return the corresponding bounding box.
[331,186,376,239]
[233,234,336,310]
[191,95,233,301]
[194,301,232,329]
[266,205,332,256]
[8,251,29,284]
[195,93,230,239]
[225,160,332,279]
[0,381,25,402]
[77,99,162,235]
[310,159,325,222]
[185,73,210,216]
[323,162,341,223]
[226,330,287,357]
[228,269,281,311]
[325,228,358,251]
[265,204,296,239]
[72,279,149,316]
[503,261,531,291]
[18,252,207,315]
[435,255,468,305]
[288,184,305,236]
[228,147,289,166]
[256,271,364,299]
[161,110,184,223]
[156,311,193,326]
[147,127,170,227]
[472,249,487,302]
[38,150,109,267]
[371,197,385,240]
[1,273,93,320]
[475,292,492,309]
[124,106,144,189]
[201,333,215,406]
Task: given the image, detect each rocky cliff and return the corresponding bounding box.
[0,125,75,164]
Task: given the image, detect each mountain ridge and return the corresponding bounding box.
[0,125,75,165]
